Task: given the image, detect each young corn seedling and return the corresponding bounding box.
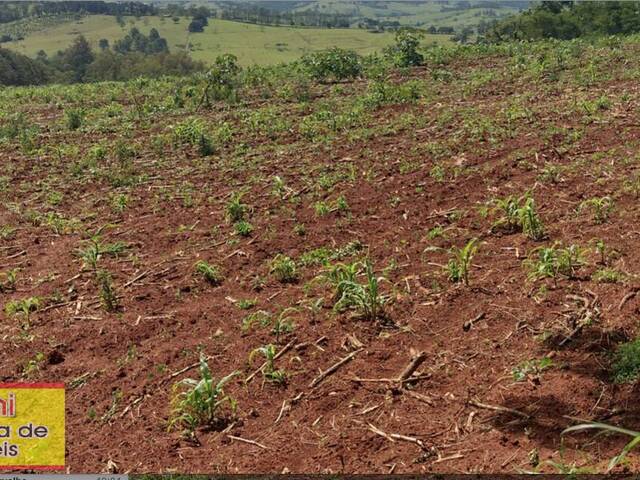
[5,296,41,329]
[334,259,389,321]
[169,354,239,433]
[563,421,640,472]
[518,195,545,240]
[97,269,119,312]
[270,254,298,283]
[491,195,521,233]
[524,243,585,286]
[580,196,614,224]
[249,344,287,385]
[446,238,479,286]
[490,193,544,240]
[76,236,127,271]
[315,260,360,302]
[241,310,272,333]
[272,307,297,341]
[194,261,224,286]
[0,268,18,293]
[226,192,248,223]
[272,175,292,199]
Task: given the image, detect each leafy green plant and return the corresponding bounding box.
[383,28,424,67]
[314,201,330,217]
[611,338,640,384]
[234,220,253,237]
[197,132,215,157]
[169,354,239,432]
[489,194,545,239]
[111,194,128,213]
[524,243,585,284]
[446,238,479,286]
[512,357,553,381]
[270,254,298,283]
[236,298,256,310]
[194,261,223,286]
[97,269,118,312]
[0,225,16,240]
[563,421,640,472]
[580,196,614,224]
[5,296,41,328]
[226,192,248,223]
[301,47,362,83]
[65,108,84,130]
[249,344,287,384]
[0,268,18,292]
[333,259,389,320]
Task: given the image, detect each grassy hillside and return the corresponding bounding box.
[2,14,449,65]
[250,0,527,29]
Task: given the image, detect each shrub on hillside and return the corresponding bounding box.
[301,47,362,83]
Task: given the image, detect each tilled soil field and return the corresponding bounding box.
[2,39,640,473]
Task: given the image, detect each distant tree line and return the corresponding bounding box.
[0,1,156,25]
[0,28,204,86]
[486,1,640,41]
[216,2,352,28]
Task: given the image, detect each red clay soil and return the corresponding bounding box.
[2,51,640,474]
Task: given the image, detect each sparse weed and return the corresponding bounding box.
[592,268,625,284]
[194,261,223,286]
[512,357,553,381]
[234,220,254,237]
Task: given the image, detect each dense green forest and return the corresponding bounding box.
[0,28,204,86]
[486,1,640,41]
[0,47,49,86]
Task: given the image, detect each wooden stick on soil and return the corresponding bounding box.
[160,356,213,385]
[309,349,362,388]
[227,435,268,450]
[468,399,530,419]
[619,289,639,310]
[397,351,427,382]
[123,270,150,288]
[367,423,426,449]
